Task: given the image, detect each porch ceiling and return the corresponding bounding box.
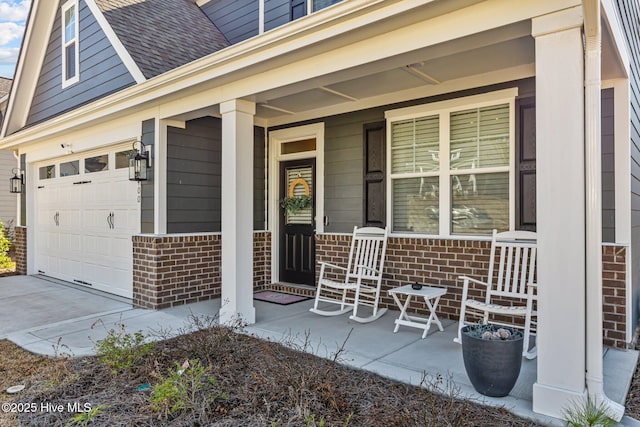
[251,25,537,124]
[166,12,625,127]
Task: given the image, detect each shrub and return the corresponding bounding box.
[0,220,13,269]
[150,359,227,421]
[93,323,154,374]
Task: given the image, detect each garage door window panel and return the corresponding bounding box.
[85,154,109,173]
[39,165,56,179]
[60,160,80,177]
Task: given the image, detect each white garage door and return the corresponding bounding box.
[35,147,140,298]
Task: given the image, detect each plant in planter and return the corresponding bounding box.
[460,323,523,397]
[280,195,312,215]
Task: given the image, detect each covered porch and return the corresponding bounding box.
[2,276,635,426]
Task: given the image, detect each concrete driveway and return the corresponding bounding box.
[0,275,218,356]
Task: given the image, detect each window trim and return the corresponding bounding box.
[61,0,80,88]
[385,88,518,237]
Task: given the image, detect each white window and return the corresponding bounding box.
[61,0,79,87]
[386,89,516,236]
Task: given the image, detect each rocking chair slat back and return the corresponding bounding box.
[348,227,387,281]
[487,231,537,300]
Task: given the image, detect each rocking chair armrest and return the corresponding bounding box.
[458,276,489,288]
[317,261,348,271]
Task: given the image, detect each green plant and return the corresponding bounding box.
[93,323,154,374]
[563,395,616,427]
[305,413,326,427]
[463,323,521,341]
[65,404,106,427]
[280,195,312,214]
[150,359,226,420]
[0,220,14,270]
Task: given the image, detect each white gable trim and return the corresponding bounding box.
[84,0,146,84]
[1,0,57,138]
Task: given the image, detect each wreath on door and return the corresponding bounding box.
[280,177,312,214]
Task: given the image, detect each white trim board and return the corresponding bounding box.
[268,123,325,284]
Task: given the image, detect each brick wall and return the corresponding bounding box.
[253,231,272,291]
[13,226,26,275]
[602,245,627,349]
[133,233,222,309]
[132,232,272,310]
[313,233,629,348]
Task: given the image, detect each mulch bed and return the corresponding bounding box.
[624,339,640,420]
[0,318,544,427]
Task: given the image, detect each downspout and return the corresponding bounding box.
[583,0,625,421]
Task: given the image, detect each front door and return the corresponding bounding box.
[279,159,315,285]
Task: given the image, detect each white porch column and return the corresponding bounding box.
[153,118,168,234]
[219,99,256,325]
[531,7,586,418]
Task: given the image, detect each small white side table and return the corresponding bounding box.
[388,285,447,339]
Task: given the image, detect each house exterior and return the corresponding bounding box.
[0,77,17,228]
[0,0,637,420]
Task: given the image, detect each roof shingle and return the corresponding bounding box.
[0,77,11,98]
[94,0,230,79]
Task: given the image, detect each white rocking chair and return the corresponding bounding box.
[454,229,538,359]
[310,226,389,323]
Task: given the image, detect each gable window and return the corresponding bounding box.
[386,89,516,236]
[61,0,79,87]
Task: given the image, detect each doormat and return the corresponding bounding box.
[253,291,311,305]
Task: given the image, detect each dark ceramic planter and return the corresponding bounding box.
[461,325,523,397]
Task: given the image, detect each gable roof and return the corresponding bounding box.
[94,0,230,79]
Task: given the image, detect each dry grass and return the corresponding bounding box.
[0,315,595,426]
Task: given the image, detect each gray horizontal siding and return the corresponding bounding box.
[254,126,267,230]
[140,119,155,234]
[166,117,266,233]
[200,0,258,45]
[167,117,222,233]
[264,0,289,31]
[601,88,615,243]
[26,0,136,126]
[0,150,16,226]
[323,109,385,233]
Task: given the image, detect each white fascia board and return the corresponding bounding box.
[602,0,630,78]
[0,0,576,149]
[84,0,146,83]
[1,0,57,138]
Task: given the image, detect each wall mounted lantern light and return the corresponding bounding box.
[129,140,152,181]
[9,168,23,194]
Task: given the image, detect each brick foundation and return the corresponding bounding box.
[602,245,627,349]
[253,231,272,291]
[313,233,629,348]
[89,229,634,347]
[13,226,27,275]
[133,231,272,310]
[133,233,222,309]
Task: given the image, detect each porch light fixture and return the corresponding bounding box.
[9,168,23,194]
[129,140,151,181]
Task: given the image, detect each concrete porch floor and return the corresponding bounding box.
[1,275,638,426]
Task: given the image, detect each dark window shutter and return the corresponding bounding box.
[363,121,386,227]
[515,97,536,231]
